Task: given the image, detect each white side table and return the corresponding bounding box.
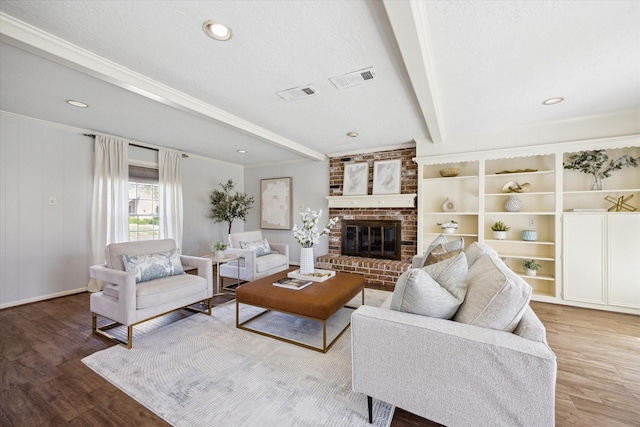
[203,254,240,295]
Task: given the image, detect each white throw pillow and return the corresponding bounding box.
[391,252,469,319]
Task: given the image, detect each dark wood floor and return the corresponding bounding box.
[1,291,639,426]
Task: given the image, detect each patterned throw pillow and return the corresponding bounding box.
[424,244,463,266]
[121,250,184,283]
[239,238,272,257]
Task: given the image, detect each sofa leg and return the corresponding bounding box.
[92,312,97,332]
[208,297,213,315]
[368,395,373,424]
[127,325,133,349]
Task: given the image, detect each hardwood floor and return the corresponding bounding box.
[1,293,638,426]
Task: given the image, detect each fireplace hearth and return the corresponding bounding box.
[341,220,402,261]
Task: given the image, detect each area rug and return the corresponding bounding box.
[82,289,394,427]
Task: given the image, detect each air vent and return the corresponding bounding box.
[276,85,319,101]
[329,67,376,89]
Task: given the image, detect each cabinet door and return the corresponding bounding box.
[607,215,640,309]
[563,215,606,304]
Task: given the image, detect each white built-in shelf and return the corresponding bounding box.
[485,170,554,177]
[485,239,554,245]
[564,188,640,195]
[485,192,554,197]
[424,232,479,238]
[423,212,479,216]
[499,253,555,261]
[517,274,555,281]
[485,211,555,215]
[326,194,416,208]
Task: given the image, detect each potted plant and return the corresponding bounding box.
[563,149,640,191]
[436,220,458,234]
[523,259,541,276]
[491,221,510,240]
[212,240,228,259]
[209,179,255,234]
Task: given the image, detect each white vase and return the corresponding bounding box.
[504,195,523,212]
[442,227,456,234]
[441,197,457,212]
[493,230,507,240]
[525,268,537,276]
[215,250,225,259]
[299,247,315,275]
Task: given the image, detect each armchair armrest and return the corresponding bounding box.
[180,255,213,296]
[223,248,257,281]
[351,305,556,427]
[89,264,137,322]
[269,242,289,258]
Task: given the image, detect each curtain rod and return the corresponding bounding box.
[84,134,188,157]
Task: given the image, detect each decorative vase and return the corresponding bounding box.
[442,227,456,234]
[504,195,523,212]
[591,174,603,191]
[521,230,538,241]
[493,230,507,240]
[215,250,225,259]
[441,197,458,212]
[299,247,315,275]
[525,268,537,277]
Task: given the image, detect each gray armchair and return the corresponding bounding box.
[219,231,289,282]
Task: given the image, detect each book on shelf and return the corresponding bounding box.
[273,277,312,290]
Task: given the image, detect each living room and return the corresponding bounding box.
[1,1,639,426]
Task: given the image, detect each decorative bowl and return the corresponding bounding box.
[439,168,460,177]
[521,230,538,241]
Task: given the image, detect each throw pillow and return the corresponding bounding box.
[240,238,272,257]
[418,235,464,267]
[424,244,463,266]
[464,242,498,268]
[390,252,469,319]
[122,250,184,283]
[454,254,532,332]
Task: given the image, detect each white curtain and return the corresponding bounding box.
[159,149,183,249]
[88,136,129,292]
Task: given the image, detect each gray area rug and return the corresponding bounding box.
[83,289,394,427]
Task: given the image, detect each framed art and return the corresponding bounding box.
[260,177,292,229]
[343,162,369,195]
[373,159,401,195]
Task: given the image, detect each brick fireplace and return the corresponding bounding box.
[316,147,417,289]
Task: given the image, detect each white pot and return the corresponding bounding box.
[524,268,537,276]
[493,230,507,240]
[215,250,225,259]
[442,227,456,234]
[299,247,315,275]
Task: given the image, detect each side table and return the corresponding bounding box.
[203,254,240,296]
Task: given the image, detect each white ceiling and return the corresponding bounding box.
[1,1,639,166]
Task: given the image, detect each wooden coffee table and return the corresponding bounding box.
[236,271,365,353]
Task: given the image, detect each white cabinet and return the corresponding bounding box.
[563,214,640,311]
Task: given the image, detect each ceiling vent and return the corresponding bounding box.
[329,67,376,89]
[276,85,319,101]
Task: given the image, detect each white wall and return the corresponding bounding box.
[0,113,93,308]
[243,159,331,264]
[0,112,244,308]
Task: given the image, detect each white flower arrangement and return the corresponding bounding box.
[293,206,339,248]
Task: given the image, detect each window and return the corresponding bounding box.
[128,165,160,241]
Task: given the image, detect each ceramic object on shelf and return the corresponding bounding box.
[493,230,507,240]
[502,181,531,193]
[504,195,523,212]
[524,268,537,276]
[441,197,458,212]
[439,168,460,177]
[442,227,456,234]
[521,230,538,241]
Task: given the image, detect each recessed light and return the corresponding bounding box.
[237,150,247,154]
[203,20,232,41]
[66,100,88,108]
[542,97,564,105]
[346,132,359,138]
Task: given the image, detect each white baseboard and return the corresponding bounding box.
[0,287,88,309]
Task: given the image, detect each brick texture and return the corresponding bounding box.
[324,147,417,288]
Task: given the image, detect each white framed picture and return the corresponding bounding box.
[373,159,401,195]
[343,163,368,195]
[260,177,292,230]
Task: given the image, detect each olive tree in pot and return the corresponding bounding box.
[209,179,255,235]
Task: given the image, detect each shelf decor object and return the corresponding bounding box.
[502,181,531,193]
[441,197,458,212]
[523,259,541,276]
[605,194,637,212]
[439,167,460,177]
[491,221,510,240]
[437,220,458,234]
[504,195,523,212]
[521,230,538,241]
[563,149,640,191]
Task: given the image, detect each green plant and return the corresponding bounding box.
[523,259,541,271]
[212,240,228,251]
[436,220,458,229]
[491,221,510,231]
[564,150,640,179]
[209,179,255,234]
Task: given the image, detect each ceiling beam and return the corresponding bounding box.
[0,12,327,161]
[383,0,444,144]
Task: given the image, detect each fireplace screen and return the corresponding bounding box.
[342,220,402,260]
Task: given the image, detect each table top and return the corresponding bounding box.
[202,253,239,264]
[236,271,364,320]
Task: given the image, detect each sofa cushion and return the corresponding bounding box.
[418,236,464,267]
[103,273,207,309]
[454,254,532,332]
[512,306,547,343]
[464,242,498,268]
[255,253,287,273]
[122,250,184,283]
[390,252,468,319]
[424,244,463,266]
[240,238,272,257]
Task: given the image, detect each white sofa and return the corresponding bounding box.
[219,230,289,282]
[89,239,213,348]
[351,242,557,426]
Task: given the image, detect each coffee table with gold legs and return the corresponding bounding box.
[236,271,365,353]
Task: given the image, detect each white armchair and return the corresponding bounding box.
[219,231,289,282]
